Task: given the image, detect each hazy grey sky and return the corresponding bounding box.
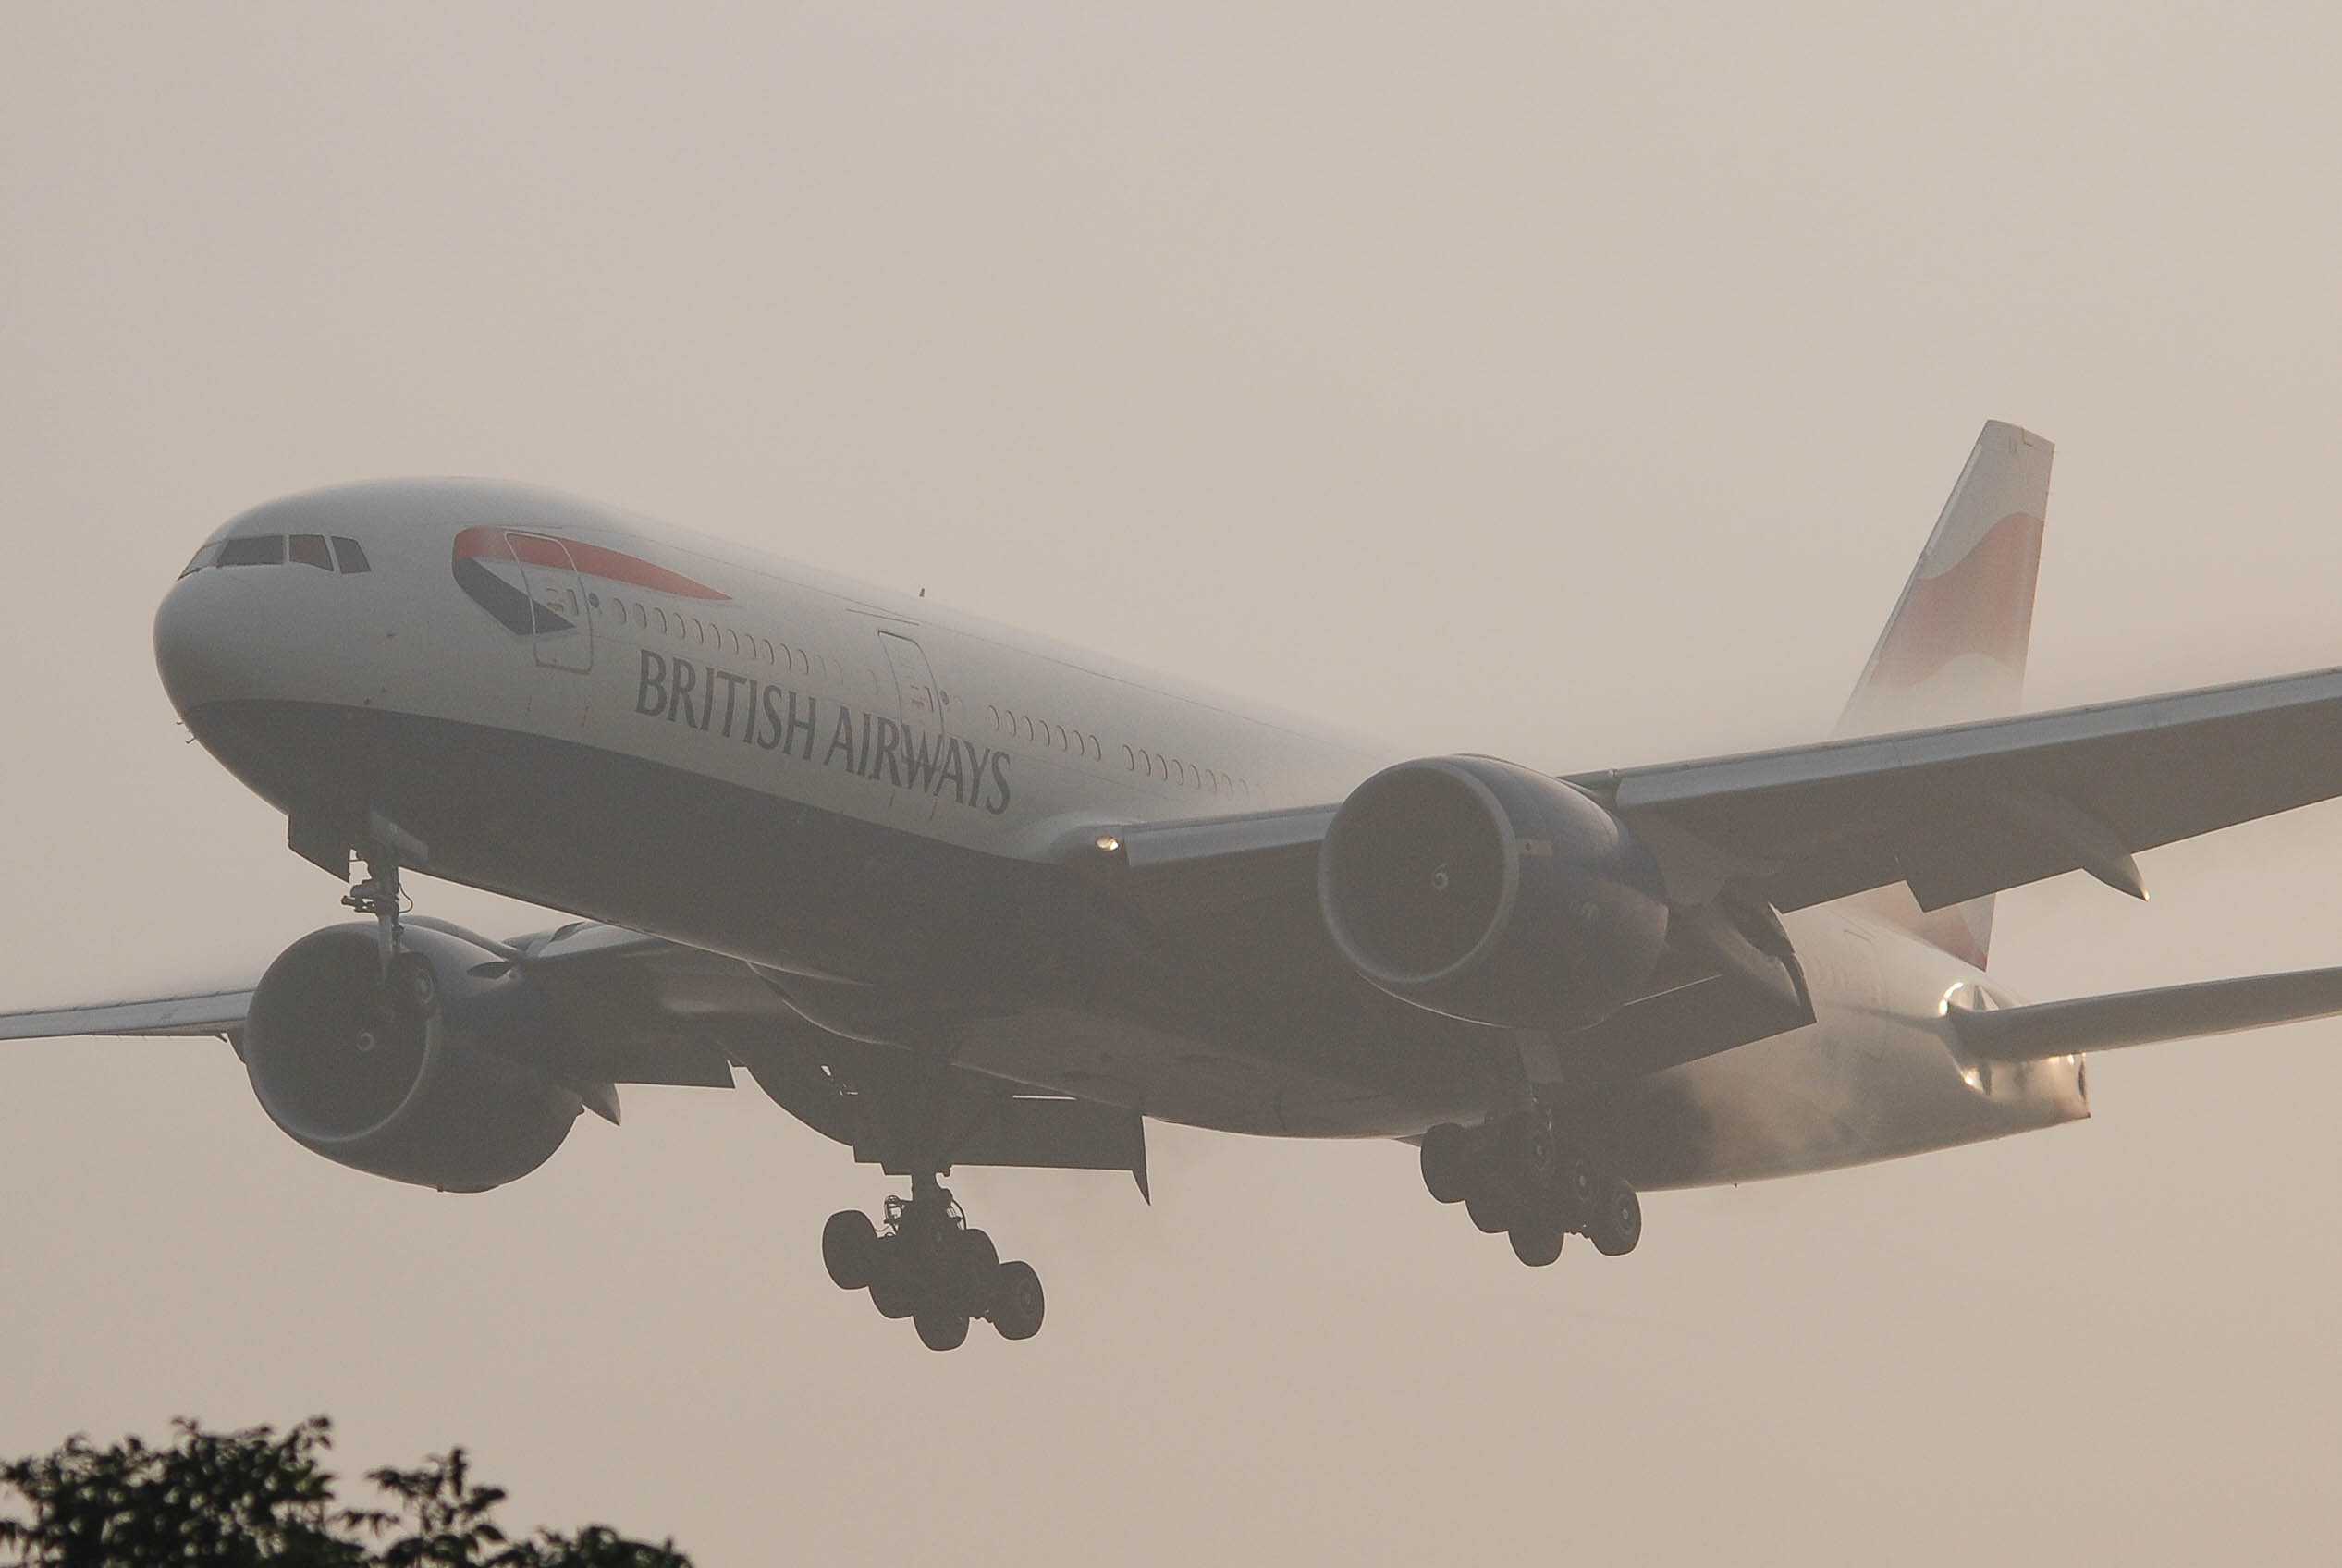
[6,6,2341,1562]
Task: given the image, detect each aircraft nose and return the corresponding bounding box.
[154,549,271,717]
[153,513,375,720]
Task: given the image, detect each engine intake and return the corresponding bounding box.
[1318,755,1669,1031]
[243,924,581,1192]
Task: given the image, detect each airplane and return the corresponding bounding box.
[12,420,2342,1354]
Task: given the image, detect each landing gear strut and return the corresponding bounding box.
[821,1175,1045,1349]
[1419,1109,1644,1268]
[340,851,435,1018]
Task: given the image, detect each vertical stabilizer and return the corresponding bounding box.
[1837,421,2053,968]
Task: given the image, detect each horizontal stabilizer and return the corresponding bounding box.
[1947,964,2342,1061]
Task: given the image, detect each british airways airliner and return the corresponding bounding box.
[12,422,2342,1352]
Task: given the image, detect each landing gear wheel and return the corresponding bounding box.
[1589,1176,1642,1256]
[914,1306,970,1352]
[387,951,436,1018]
[1502,1114,1557,1183]
[868,1256,917,1320]
[1419,1123,1474,1205]
[1560,1152,1596,1223]
[1509,1215,1566,1268]
[1465,1182,1519,1235]
[822,1209,877,1291]
[990,1260,1045,1341]
[957,1227,1002,1314]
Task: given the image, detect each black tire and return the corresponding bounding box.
[957,1227,1002,1315]
[991,1260,1044,1341]
[1419,1123,1474,1205]
[1503,1114,1556,1183]
[1561,1152,1597,1224]
[868,1252,918,1319]
[1465,1181,1518,1235]
[1589,1176,1642,1256]
[914,1306,970,1352]
[1509,1216,1566,1268]
[388,951,437,1018]
[821,1209,877,1291]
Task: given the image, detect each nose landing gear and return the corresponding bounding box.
[821,1176,1045,1350]
[1420,1111,1643,1268]
[337,851,440,1023]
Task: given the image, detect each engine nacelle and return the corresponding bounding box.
[241,924,581,1192]
[1318,755,1670,1031]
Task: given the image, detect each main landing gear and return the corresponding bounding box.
[1418,1111,1642,1267]
[820,1176,1045,1350]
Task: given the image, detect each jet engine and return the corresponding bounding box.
[240,923,582,1192]
[1318,755,1670,1031]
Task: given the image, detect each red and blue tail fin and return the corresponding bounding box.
[1836,421,2054,968]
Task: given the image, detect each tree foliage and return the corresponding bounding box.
[0,1419,689,1568]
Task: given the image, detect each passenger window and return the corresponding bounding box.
[1122,744,1134,770]
[655,607,669,634]
[217,535,286,568]
[724,627,740,655]
[287,534,332,570]
[1053,724,1067,751]
[632,602,647,630]
[328,537,370,574]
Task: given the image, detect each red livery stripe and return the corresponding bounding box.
[1862,510,2042,691]
[452,526,730,602]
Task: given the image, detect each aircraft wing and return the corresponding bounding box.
[0,919,1151,1184]
[1572,664,2342,913]
[0,988,255,1041]
[0,923,688,1047]
[0,921,752,1078]
[1097,666,2342,965]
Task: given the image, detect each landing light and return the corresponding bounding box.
[1095,835,1122,854]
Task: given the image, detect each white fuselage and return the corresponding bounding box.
[153,479,2089,1187]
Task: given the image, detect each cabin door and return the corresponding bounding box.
[505,532,593,673]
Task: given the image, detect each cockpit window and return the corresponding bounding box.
[179,542,223,579]
[330,536,371,574]
[288,534,333,570]
[217,535,287,567]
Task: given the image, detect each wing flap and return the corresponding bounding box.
[1949,964,2342,1060]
